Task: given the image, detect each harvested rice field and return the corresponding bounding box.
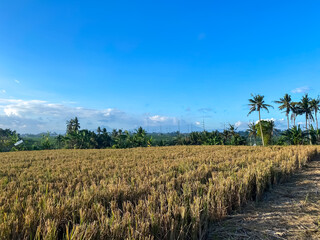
[209,154,320,240]
[0,146,318,239]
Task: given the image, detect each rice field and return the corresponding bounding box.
[0,146,318,239]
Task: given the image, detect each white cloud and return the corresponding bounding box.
[1,90,6,94]
[0,98,135,133]
[147,115,179,126]
[0,98,196,134]
[4,107,20,117]
[291,86,310,93]
[149,115,168,122]
[14,79,20,84]
[195,121,201,126]
[235,121,246,128]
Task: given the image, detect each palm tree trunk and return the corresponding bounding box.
[307,114,312,145]
[259,110,265,146]
[316,110,318,130]
[287,114,289,129]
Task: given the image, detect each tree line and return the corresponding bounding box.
[43,117,153,150]
[0,93,319,151]
[248,93,320,146]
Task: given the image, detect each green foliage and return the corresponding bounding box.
[66,117,80,134]
[274,94,293,129]
[282,125,307,145]
[248,94,273,146]
[41,132,52,150]
[0,129,21,152]
[247,122,257,145]
[309,125,320,145]
[255,120,275,146]
[182,128,245,146]
[61,120,153,149]
[297,94,314,129]
[310,97,320,129]
[4,89,320,152]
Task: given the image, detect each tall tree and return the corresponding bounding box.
[66,117,81,134]
[298,94,314,145]
[97,126,102,135]
[268,120,276,138]
[310,97,320,130]
[290,102,299,127]
[73,117,80,132]
[297,94,314,130]
[66,119,74,134]
[274,94,292,129]
[228,124,237,137]
[248,94,273,146]
[248,122,257,145]
[255,120,275,146]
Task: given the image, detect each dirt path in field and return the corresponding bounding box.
[208,157,320,240]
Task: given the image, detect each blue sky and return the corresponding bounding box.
[1,1,320,133]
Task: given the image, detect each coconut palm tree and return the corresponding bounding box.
[297,94,314,130]
[247,122,257,145]
[274,94,292,129]
[290,102,299,127]
[228,124,237,137]
[66,118,74,134]
[66,117,81,134]
[73,117,80,132]
[97,126,102,135]
[268,120,276,138]
[248,94,273,146]
[297,94,314,145]
[310,97,320,130]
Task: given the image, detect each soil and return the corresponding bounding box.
[208,157,320,240]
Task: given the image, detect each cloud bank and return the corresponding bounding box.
[0,98,197,134]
